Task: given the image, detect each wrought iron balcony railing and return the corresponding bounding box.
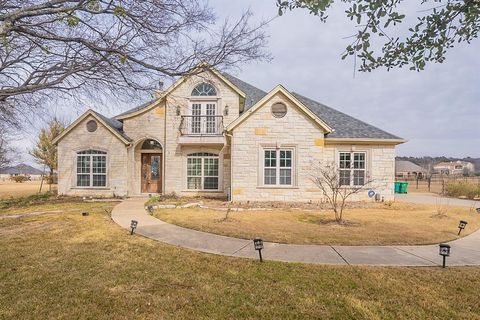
[180,115,224,136]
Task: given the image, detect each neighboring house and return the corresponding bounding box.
[395,160,426,179]
[53,65,404,202]
[0,163,44,181]
[433,161,475,176]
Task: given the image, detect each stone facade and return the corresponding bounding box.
[56,70,399,201]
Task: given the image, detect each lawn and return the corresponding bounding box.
[1,200,480,319]
[153,202,480,245]
[0,180,57,199]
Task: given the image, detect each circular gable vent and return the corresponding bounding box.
[271,102,287,118]
[86,120,98,132]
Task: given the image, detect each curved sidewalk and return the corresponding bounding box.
[111,196,480,266]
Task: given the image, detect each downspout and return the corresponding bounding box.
[225,131,233,202]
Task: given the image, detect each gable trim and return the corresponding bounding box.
[324,138,407,146]
[53,110,130,145]
[226,85,334,133]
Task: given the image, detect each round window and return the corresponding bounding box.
[271,102,287,118]
[86,120,98,132]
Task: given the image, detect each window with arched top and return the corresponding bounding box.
[191,83,217,96]
[76,150,107,187]
[186,152,219,190]
[141,139,162,150]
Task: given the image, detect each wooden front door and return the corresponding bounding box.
[141,153,162,193]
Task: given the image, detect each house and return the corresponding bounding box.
[53,65,405,202]
[433,161,475,176]
[395,160,426,179]
[0,163,44,181]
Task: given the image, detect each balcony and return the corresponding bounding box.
[178,115,226,145]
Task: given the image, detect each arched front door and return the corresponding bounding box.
[140,139,162,194]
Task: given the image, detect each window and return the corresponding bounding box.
[338,152,366,186]
[187,153,219,190]
[76,150,107,187]
[271,102,287,118]
[263,149,293,186]
[191,83,217,96]
[141,139,162,150]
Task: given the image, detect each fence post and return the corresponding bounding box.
[416,176,419,189]
[442,179,445,195]
[428,177,431,192]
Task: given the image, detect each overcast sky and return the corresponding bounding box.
[13,0,480,166]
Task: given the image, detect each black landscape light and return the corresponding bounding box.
[439,243,451,268]
[130,220,138,235]
[82,212,89,216]
[476,208,480,214]
[147,205,154,214]
[253,238,264,262]
[458,220,468,235]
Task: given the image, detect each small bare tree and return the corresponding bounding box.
[310,161,374,223]
[0,123,14,169]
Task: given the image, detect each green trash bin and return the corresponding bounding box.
[394,182,401,193]
[399,182,408,194]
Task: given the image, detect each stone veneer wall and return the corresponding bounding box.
[230,92,396,202]
[57,115,128,197]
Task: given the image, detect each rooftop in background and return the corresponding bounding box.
[395,160,426,173]
[0,163,44,175]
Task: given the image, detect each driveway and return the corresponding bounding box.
[111,195,480,266]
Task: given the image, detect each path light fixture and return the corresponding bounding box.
[458,220,468,235]
[439,243,451,268]
[147,205,154,214]
[130,220,138,235]
[476,208,480,214]
[253,238,264,262]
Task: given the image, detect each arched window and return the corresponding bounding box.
[141,139,162,150]
[186,152,219,190]
[191,83,217,96]
[76,150,107,187]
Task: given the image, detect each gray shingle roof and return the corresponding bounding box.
[395,160,426,173]
[114,99,157,118]
[292,93,402,140]
[91,110,132,142]
[221,73,267,112]
[107,72,402,141]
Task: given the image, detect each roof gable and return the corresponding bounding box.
[114,65,246,120]
[53,110,131,145]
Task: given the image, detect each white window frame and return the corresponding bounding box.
[186,153,220,191]
[262,148,294,187]
[76,150,107,188]
[338,151,367,187]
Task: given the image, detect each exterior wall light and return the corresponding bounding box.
[176,106,181,116]
[439,243,451,268]
[458,220,468,235]
[253,238,264,262]
[224,105,229,116]
[130,220,138,235]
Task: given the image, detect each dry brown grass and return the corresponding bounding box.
[1,201,480,319]
[0,180,57,199]
[153,202,480,245]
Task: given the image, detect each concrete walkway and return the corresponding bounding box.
[111,195,480,266]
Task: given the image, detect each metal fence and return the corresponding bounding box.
[396,176,480,194]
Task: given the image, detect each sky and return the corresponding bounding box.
[12,0,480,166]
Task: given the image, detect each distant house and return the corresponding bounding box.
[0,164,44,181]
[395,160,427,179]
[433,161,475,176]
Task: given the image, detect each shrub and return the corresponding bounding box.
[446,181,480,199]
[10,175,29,183]
[0,192,53,209]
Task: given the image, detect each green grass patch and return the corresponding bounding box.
[0,192,54,210]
